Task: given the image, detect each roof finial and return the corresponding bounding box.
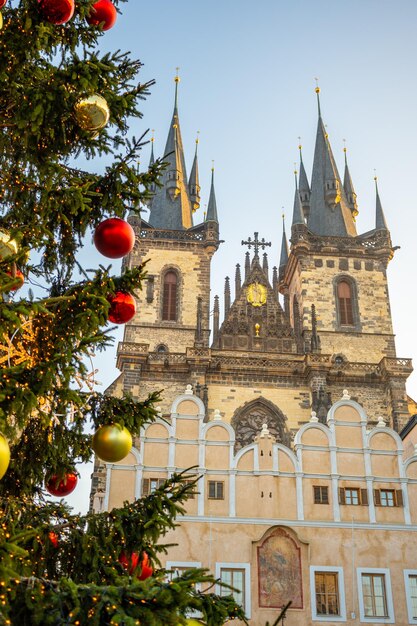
[195,130,200,155]
[294,165,298,190]
[343,138,347,164]
[314,77,321,117]
[174,67,180,109]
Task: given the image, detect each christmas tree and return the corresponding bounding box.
[0,1,292,623]
[0,0,260,623]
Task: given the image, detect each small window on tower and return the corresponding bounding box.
[337,280,354,325]
[162,270,178,321]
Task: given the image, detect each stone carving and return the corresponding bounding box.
[231,398,291,452]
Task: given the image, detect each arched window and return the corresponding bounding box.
[162,270,177,321]
[337,280,354,326]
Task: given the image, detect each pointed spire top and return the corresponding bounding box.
[308,90,357,237]
[315,78,322,117]
[206,164,218,223]
[292,169,305,227]
[149,130,155,166]
[298,138,304,163]
[188,131,201,213]
[374,175,388,230]
[174,67,180,109]
[343,140,358,219]
[280,213,289,269]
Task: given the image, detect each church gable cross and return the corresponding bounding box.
[241,232,272,257]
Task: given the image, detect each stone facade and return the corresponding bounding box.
[90,92,416,625]
[95,390,417,626]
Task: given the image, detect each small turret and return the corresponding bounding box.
[343,145,358,219]
[206,167,218,223]
[298,143,311,220]
[291,170,305,227]
[188,134,201,212]
[374,177,389,230]
[279,214,289,272]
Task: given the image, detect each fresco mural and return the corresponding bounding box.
[257,527,303,608]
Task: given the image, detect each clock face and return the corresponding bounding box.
[246,281,267,307]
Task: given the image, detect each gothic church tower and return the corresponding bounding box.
[114,74,220,402]
[278,87,411,431]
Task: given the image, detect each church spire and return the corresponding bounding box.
[308,86,357,237]
[343,144,358,219]
[279,214,289,270]
[188,133,201,212]
[298,142,310,220]
[148,71,193,230]
[292,169,305,227]
[374,176,388,230]
[149,131,155,167]
[206,166,218,223]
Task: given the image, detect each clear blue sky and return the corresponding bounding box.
[67,0,417,511]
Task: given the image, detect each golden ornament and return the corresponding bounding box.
[74,94,110,132]
[92,424,132,463]
[0,229,18,260]
[246,281,267,307]
[0,433,10,480]
[184,620,205,626]
[0,12,3,29]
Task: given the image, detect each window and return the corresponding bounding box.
[162,270,178,321]
[166,561,201,581]
[404,570,417,623]
[357,568,394,623]
[362,574,387,617]
[315,572,339,615]
[313,486,329,504]
[374,489,403,507]
[166,562,202,618]
[339,487,368,505]
[208,481,224,500]
[215,563,251,618]
[220,568,245,607]
[183,479,196,499]
[337,281,353,325]
[310,566,346,621]
[142,477,166,495]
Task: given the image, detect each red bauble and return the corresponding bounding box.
[6,269,24,291]
[108,291,136,324]
[86,0,117,30]
[38,0,74,24]
[0,0,7,9]
[94,218,135,259]
[119,551,153,580]
[48,531,59,548]
[45,472,78,497]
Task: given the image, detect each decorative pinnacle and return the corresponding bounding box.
[314,77,322,117]
[174,68,180,108]
[211,159,215,173]
[343,139,347,163]
[151,129,155,143]
[194,131,200,155]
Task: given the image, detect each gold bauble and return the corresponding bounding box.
[92,424,132,463]
[184,620,204,626]
[0,230,18,260]
[0,433,10,480]
[74,94,110,131]
[0,12,3,30]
